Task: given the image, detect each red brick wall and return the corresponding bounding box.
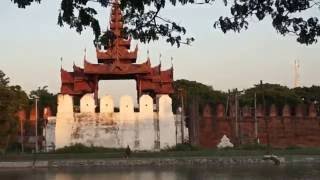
[199,104,320,148]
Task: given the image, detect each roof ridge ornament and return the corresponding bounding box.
[60,57,63,69]
[159,53,162,68]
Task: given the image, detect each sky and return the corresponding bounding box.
[1,0,320,104]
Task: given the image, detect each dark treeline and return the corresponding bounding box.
[172,79,320,113]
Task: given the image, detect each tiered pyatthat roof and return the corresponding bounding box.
[60,1,174,98]
[96,3,138,64]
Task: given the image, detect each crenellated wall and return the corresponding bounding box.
[53,94,185,151]
[199,103,320,148]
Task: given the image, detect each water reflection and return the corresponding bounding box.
[0,164,319,180]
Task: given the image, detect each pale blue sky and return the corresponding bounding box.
[1,0,319,104]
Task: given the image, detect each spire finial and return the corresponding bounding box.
[171,56,173,68]
[147,49,150,58]
[159,53,162,65]
[84,47,87,60]
[60,57,63,69]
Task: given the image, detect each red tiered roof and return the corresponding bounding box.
[60,1,174,99]
[96,3,138,64]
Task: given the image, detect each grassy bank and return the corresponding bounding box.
[1,144,320,162]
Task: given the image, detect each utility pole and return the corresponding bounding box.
[294,59,300,88]
[31,95,40,153]
[20,116,24,153]
[260,80,270,154]
[226,90,230,117]
[235,89,239,145]
[178,88,185,144]
[35,97,39,153]
[254,92,258,142]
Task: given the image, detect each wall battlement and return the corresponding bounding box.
[207,103,319,118]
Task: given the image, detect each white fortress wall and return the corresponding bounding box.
[119,95,136,149]
[54,93,185,151]
[80,93,95,113]
[158,95,176,149]
[55,94,74,149]
[138,95,155,150]
[96,95,120,147]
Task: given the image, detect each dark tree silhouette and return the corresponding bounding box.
[11,0,320,46]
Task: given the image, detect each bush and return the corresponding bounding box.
[54,143,125,153]
[236,143,268,150]
[285,145,301,150]
[162,143,201,152]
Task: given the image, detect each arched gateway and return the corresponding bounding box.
[52,2,187,152]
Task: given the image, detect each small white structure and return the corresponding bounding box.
[217,135,234,149]
[53,94,187,151]
[175,108,189,144]
[44,116,56,152]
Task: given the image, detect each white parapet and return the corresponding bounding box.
[100,95,114,114]
[55,94,74,149]
[57,94,73,114]
[138,95,155,150]
[54,94,183,151]
[119,95,136,149]
[80,93,96,113]
[158,95,176,149]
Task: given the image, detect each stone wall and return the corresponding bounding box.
[54,94,185,151]
[199,103,320,148]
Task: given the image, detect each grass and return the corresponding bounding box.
[1,144,320,162]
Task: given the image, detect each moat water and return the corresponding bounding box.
[0,164,319,180]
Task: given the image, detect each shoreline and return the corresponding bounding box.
[1,156,320,168]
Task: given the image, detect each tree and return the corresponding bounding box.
[172,79,227,113]
[29,86,57,117]
[11,0,320,47]
[0,70,28,154]
[240,83,302,108]
[292,86,320,104]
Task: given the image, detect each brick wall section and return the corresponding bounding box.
[199,103,320,148]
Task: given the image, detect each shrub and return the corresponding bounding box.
[54,143,125,153]
[162,143,200,152]
[236,143,268,150]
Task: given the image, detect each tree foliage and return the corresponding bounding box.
[240,83,302,107]
[172,79,320,114]
[0,70,28,153]
[29,86,57,117]
[172,79,227,112]
[11,0,320,47]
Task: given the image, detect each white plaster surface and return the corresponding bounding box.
[138,95,155,150]
[44,116,56,151]
[175,114,189,144]
[57,94,73,114]
[158,95,176,149]
[100,95,114,113]
[119,95,136,149]
[80,93,95,113]
[55,94,74,149]
[55,94,185,151]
